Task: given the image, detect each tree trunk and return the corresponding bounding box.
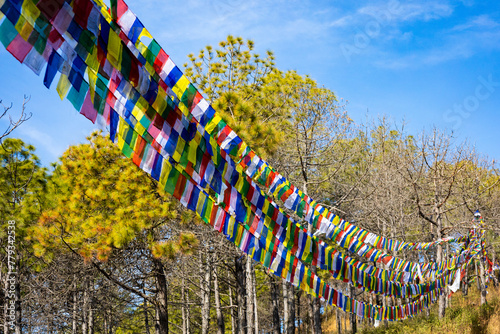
[445,243,450,309]
[229,275,236,334]
[14,255,21,334]
[369,292,375,328]
[436,208,446,319]
[288,285,295,334]
[246,256,255,334]
[283,280,289,334]
[144,293,151,334]
[296,289,301,334]
[283,281,295,334]
[3,270,8,334]
[462,265,469,296]
[493,252,499,287]
[349,285,357,334]
[214,266,225,334]
[380,222,389,327]
[82,277,88,334]
[307,216,322,334]
[312,293,321,334]
[201,252,211,334]
[478,258,487,305]
[186,281,191,334]
[72,279,78,334]
[253,266,259,334]
[88,302,94,334]
[336,309,342,334]
[108,312,114,334]
[475,261,481,291]
[153,258,169,334]
[88,280,94,334]
[308,294,313,333]
[382,290,388,328]
[3,282,9,334]
[181,274,187,334]
[269,275,281,334]
[235,256,247,334]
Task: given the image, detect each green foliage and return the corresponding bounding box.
[184,35,301,159]
[0,138,48,237]
[0,137,48,273]
[275,72,353,206]
[32,132,197,262]
[184,35,275,102]
[114,306,149,334]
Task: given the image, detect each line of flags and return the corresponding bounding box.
[0,0,491,321]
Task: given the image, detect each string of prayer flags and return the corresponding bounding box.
[2,0,469,284]
[107,0,467,256]
[0,0,471,292]
[115,114,449,319]
[114,116,452,319]
[93,0,466,279]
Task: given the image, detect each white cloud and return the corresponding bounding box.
[329,15,354,28]
[451,15,500,32]
[368,2,453,22]
[330,1,454,29]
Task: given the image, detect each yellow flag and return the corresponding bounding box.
[172,75,190,100]
[56,74,71,100]
[159,159,173,189]
[152,88,167,114]
[88,70,97,101]
[205,114,222,134]
[172,138,185,162]
[22,0,41,26]
[107,30,122,70]
[188,140,197,166]
[19,21,33,41]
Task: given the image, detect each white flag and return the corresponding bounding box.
[449,269,461,293]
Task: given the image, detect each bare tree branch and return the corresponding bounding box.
[0,95,32,142]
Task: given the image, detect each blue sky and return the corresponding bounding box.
[1,0,499,166]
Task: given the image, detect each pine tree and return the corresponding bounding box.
[0,138,48,334]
